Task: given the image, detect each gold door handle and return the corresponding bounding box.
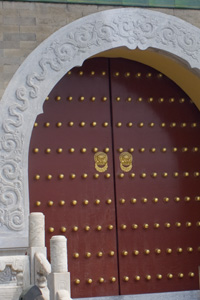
[94,151,108,172]
[119,152,133,172]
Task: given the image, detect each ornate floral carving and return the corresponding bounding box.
[0,8,200,236]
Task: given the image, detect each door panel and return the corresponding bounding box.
[29,58,119,298]
[110,59,200,294]
[29,57,200,298]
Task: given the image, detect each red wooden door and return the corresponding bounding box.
[110,59,200,294]
[29,58,200,298]
[29,58,119,297]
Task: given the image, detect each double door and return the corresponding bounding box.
[29,58,200,298]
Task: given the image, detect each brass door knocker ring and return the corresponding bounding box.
[119,152,133,172]
[94,151,108,173]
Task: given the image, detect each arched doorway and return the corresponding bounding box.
[1,8,200,250]
[29,57,200,298]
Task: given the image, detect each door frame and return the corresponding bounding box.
[1,7,200,249]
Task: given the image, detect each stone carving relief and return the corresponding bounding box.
[0,266,17,285]
[0,257,27,286]
[0,131,24,231]
[1,8,200,245]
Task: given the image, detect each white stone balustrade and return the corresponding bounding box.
[50,236,68,273]
[48,236,71,300]
[29,213,45,248]
[29,213,47,286]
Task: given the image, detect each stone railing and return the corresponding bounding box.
[29,212,71,300]
[0,212,71,300]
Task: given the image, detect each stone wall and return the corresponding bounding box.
[0,1,200,99]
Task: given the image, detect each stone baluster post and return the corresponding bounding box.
[48,236,71,300]
[28,212,47,284]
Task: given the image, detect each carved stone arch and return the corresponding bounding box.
[1,7,200,249]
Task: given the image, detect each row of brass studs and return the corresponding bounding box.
[115,122,199,128]
[34,121,110,128]
[37,198,200,207]
[45,96,193,104]
[121,248,199,256]
[47,222,200,233]
[118,172,200,179]
[119,147,200,153]
[34,172,200,180]
[114,97,191,104]
[72,247,200,259]
[66,70,107,76]
[74,277,116,285]
[117,98,192,103]
[33,147,110,153]
[121,222,199,230]
[48,224,114,233]
[66,71,162,79]
[113,72,163,79]
[35,122,200,128]
[36,199,113,206]
[33,147,110,154]
[122,272,195,282]
[64,225,112,232]
[73,272,195,285]
[119,196,200,204]
[66,71,162,78]
[73,251,115,258]
[34,173,112,180]
[33,147,200,154]
[35,196,200,206]
[48,96,109,102]
[117,147,200,153]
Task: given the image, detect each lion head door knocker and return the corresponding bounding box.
[94,151,108,173]
[119,152,133,172]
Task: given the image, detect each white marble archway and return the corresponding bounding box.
[1,8,200,249]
